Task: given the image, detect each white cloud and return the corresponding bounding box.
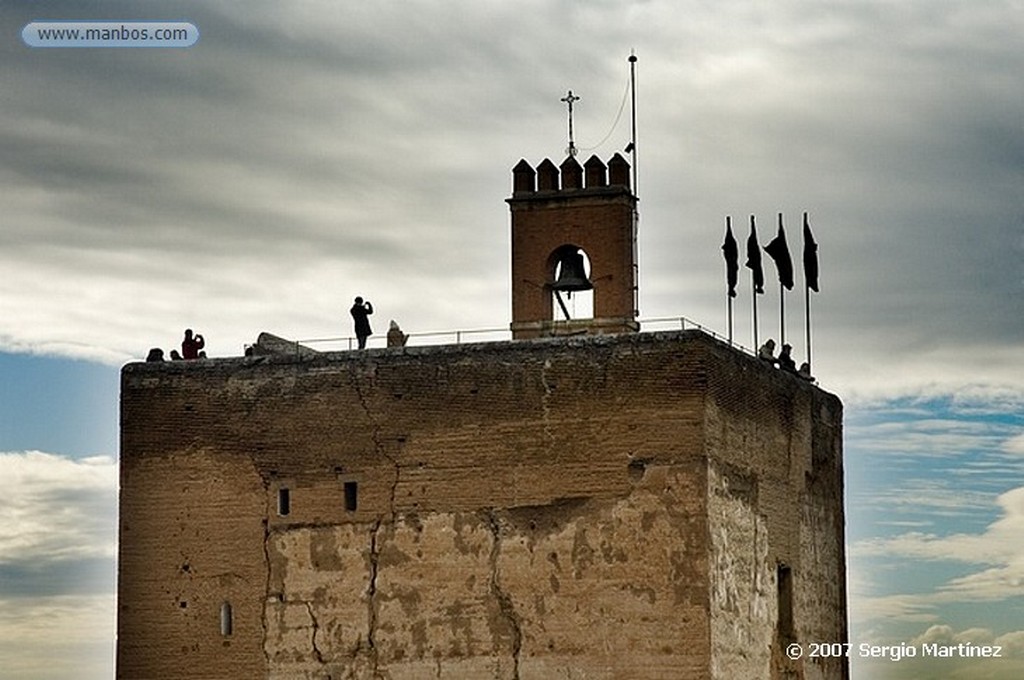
[850,592,944,626]
[0,594,114,680]
[851,486,1024,637]
[0,1,1021,399]
[851,624,1024,680]
[1003,434,1024,456]
[0,452,117,679]
[849,421,1009,461]
[912,624,996,647]
[853,484,994,520]
[852,487,1024,570]
[0,451,117,566]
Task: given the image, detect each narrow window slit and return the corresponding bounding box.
[220,601,233,637]
[777,563,794,641]
[344,481,358,512]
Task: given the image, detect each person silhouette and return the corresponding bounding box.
[778,344,797,373]
[350,297,373,349]
[181,329,205,360]
[797,362,815,382]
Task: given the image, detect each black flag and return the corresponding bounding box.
[722,219,739,298]
[803,213,819,293]
[745,216,764,294]
[764,220,794,290]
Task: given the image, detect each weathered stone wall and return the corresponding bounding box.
[262,465,709,680]
[708,461,774,679]
[702,340,847,679]
[798,400,848,680]
[117,330,845,679]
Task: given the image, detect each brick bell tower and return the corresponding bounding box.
[507,153,639,339]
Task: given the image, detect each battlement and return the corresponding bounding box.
[510,153,632,197]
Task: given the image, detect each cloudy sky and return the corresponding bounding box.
[1,1,1022,678]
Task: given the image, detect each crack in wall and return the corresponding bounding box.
[366,518,383,673]
[384,447,401,524]
[260,477,273,671]
[540,358,556,457]
[351,362,401,522]
[350,362,398,678]
[304,601,326,664]
[486,510,523,680]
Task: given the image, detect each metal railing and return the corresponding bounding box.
[286,316,753,356]
[639,317,753,355]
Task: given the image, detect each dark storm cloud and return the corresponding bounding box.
[3,1,556,263]
[0,0,1021,390]
[0,125,153,193]
[633,1,1024,391]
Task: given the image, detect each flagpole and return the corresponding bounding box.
[805,278,811,370]
[778,213,786,347]
[753,274,761,350]
[780,282,785,346]
[804,211,812,371]
[750,215,759,349]
[728,296,733,345]
[726,216,733,345]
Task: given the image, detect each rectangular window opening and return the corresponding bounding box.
[277,487,290,516]
[777,563,794,641]
[344,481,358,512]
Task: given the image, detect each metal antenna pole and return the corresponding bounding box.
[629,51,638,197]
[561,90,580,157]
[628,52,640,321]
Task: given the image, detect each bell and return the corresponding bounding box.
[550,249,593,292]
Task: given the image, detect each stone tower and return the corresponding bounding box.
[116,156,848,680]
[508,154,639,339]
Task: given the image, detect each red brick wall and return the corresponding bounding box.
[508,156,638,338]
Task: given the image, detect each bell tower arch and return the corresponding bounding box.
[507,153,639,339]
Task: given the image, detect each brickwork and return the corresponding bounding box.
[508,154,638,338]
[117,330,847,679]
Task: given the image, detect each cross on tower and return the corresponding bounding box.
[561,90,580,157]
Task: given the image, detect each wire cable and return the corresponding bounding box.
[578,74,631,153]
